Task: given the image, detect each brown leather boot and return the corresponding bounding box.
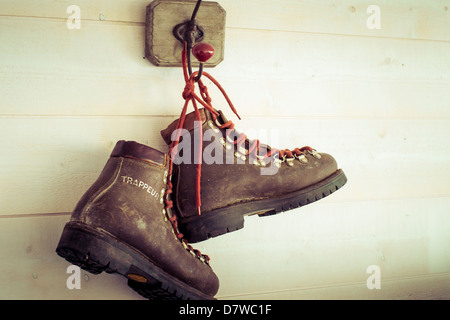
[158,42,346,243]
[161,109,347,243]
[56,140,219,300]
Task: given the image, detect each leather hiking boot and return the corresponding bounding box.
[159,43,347,243]
[56,140,219,300]
[161,109,347,243]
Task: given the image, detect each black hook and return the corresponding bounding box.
[190,0,202,21]
[172,0,205,80]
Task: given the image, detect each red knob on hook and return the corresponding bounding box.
[192,43,215,63]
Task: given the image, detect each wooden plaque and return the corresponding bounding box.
[145,0,226,67]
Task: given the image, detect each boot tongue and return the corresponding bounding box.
[160,109,208,145]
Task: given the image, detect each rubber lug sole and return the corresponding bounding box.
[55,222,215,300]
[180,169,347,243]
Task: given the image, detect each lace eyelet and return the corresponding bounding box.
[286,158,295,167]
[273,158,282,168]
[214,118,223,128]
[226,135,235,144]
[234,152,246,162]
[207,120,220,133]
[308,149,322,159]
[238,146,247,155]
[295,154,308,163]
[159,189,165,204]
[163,170,169,184]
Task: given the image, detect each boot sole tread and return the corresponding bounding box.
[180,169,347,242]
[56,222,215,300]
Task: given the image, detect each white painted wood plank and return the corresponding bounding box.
[217,29,450,120]
[0,0,146,24]
[221,273,450,300]
[0,214,144,299]
[1,18,450,118]
[0,197,448,299]
[0,116,449,216]
[0,116,174,216]
[196,197,450,298]
[2,0,450,41]
[243,116,450,203]
[224,0,450,42]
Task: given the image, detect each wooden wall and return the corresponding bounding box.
[0,0,449,299]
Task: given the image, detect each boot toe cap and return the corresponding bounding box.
[284,151,339,190]
[313,151,339,180]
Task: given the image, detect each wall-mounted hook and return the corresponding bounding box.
[145,0,225,68]
[172,0,207,78]
[173,21,205,46]
[172,0,205,48]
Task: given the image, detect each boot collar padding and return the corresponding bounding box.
[160,108,208,145]
[111,140,167,166]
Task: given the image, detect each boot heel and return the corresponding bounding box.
[126,265,182,300]
[56,222,120,275]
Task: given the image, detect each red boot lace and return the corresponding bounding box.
[169,42,314,217]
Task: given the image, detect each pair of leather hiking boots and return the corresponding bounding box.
[56,47,347,300]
